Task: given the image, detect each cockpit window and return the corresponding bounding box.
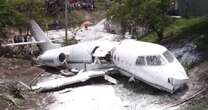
[163,51,174,63]
[136,56,145,66]
[146,55,165,66]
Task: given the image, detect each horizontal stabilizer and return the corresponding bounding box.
[5,41,46,46]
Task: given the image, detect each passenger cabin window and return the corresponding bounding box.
[146,55,165,66]
[136,56,145,66]
[117,56,120,62]
[114,55,116,61]
[163,51,174,63]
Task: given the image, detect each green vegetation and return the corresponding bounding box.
[142,17,208,42]
[165,17,208,39]
[95,0,112,10]
[0,0,24,37]
[141,16,208,53]
[108,0,208,49]
[0,0,45,37]
[107,0,172,40]
[0,0,109,39]
[68,11,85,28]
[166,17,208,52]
[195,34,208,52]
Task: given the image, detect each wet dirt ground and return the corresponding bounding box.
[0,57,52,110]
[1,57,208,110]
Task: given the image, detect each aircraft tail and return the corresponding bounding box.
[30,20,59,52]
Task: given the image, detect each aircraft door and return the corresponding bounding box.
[132,56,150,80]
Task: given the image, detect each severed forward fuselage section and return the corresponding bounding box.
[7,21,189,93]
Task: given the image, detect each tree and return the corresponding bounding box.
[108,0,142,35]
[0,0,25,37]
[140,0,172,41]
[11,0,46,28]
[0,0,46,38]
[108,0,173,41]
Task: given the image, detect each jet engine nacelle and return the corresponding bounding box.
[37,52,66,67]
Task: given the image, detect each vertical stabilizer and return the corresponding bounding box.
[30,20,56,52]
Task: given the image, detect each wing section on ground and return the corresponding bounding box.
[32,68,116,92]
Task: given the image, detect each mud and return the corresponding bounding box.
[0,57,52,110]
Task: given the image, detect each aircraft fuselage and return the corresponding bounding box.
[37,39,188,93]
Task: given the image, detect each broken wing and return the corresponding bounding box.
[32,68,116,92]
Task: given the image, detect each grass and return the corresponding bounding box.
[164,17,208,39]
[141,17,208,43]
[140,33,158,42]
[195,34,208,52]
[95,0,111,10]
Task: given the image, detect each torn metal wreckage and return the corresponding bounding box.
[6,20,188,94]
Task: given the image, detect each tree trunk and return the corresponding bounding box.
[150,25,164,41]
[156,30,164,41]
[121,21,127,38]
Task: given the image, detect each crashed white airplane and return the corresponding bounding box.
[7,21,188,93]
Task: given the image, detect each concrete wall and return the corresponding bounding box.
[177,0,208,16]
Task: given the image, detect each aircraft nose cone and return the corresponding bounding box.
[168,77,188,91]
[167,63,189,80]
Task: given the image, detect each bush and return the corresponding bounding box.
[195,34,208,52]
